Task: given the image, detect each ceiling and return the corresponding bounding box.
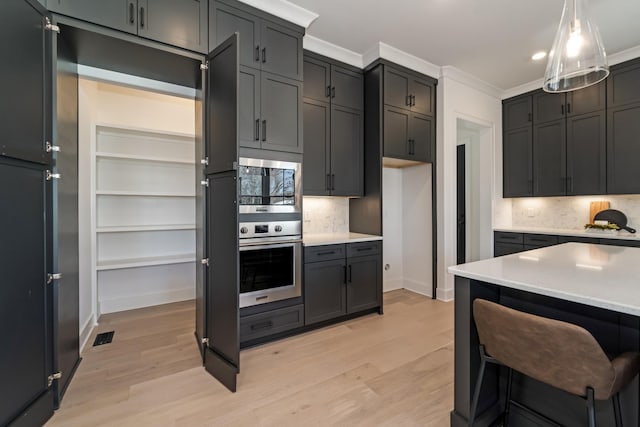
[287,0,640,90]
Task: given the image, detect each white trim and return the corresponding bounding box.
[79,315,97,353]
[98,288,195,314]
[441,66,502,99]
[303,35,363,68]
[609,45,640,66]
[237,0,318,28]
[403,278,433,298]
[436,287,454,301]
[375,42,441,79]
[78,65,196,99]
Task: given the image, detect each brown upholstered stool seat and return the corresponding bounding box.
[469,299,640,427]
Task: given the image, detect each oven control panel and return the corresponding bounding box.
[239,221,301,240]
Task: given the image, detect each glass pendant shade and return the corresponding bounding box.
[543,0,609,92]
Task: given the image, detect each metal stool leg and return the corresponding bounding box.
[503,367,513,426]
[586,387,597,427]
[469,347,488,427]
[612,392,622,427]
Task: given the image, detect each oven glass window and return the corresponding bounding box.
[239,166,295,206]
[240,246,294,293]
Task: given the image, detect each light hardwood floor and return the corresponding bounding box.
[47,290,454,427]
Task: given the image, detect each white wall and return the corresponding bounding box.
[436,74,506,301]
[382,168,404,291]
[78,79,195,349]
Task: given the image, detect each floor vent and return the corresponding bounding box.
[93,331,115,347]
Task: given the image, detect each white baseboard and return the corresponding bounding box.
[403,278,433,298]
[99,287,195,315]
[383,278,404,293]
[79,314,97,353]
[436,287,454,302]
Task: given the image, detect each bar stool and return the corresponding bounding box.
[469,299,640,427]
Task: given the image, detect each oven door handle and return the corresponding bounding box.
[239,239,302,250]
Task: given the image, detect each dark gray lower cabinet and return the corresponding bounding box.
[304,242,382,325]
[240,305,304,342]
[494,242,523,257]
[494,231,640,256]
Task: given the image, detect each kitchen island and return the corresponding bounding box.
[449,243,640,427]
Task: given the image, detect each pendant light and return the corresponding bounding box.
[543,0,609,92]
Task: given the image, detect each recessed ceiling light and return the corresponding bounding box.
[531,51,547,61]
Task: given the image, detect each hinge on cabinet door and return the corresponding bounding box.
[47,372,62,387]
[47,273,62,285]
[46,170,61,180]
[201,179,209,187]
[201,258,210,267]
[200,62,209,71]
[201,337,209,346]
[45,141,60,153]
[201,157,209,166]
[45,18,60,34]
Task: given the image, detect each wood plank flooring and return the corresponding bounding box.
[47,290,454,426]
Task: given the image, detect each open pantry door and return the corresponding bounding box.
[201,33,240,392]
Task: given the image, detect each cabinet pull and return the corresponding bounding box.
[411,95,416,106]
[326,173,331,191]
[528,238,549,242]
[139,6,144,28]
[348,265,352,283]
[255,45,260,62]
[331,174,336,191]
[326,85,331,98]
[262,120,266,142]
[129,2,135,24]
[317,250,335,256]
[528,112,532,122]
[567,102,571,114]
[356,247,373,252]
[331,86,336,98]
[406,95,411,106]
[255,119,260,141]
[261,47,266,63]
[250,320,273,331]
[561,104,564,115]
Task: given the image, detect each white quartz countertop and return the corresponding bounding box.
[303,233,382,247]
[449,243,640,316]
[494,226,639,241]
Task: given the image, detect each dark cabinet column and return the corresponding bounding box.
[304,259,347,325]
[410,113,433,163]
[566,111,606,195]
[533,118,566,196]
[330,105,363,196]
[260,72,303,153]
[302,99,330,196]
[346,254,381,313]
[260,19,303,81]
[238,66,261,149]
[383,106,410,159]
[503,126,532,197]
[607,102,640,194]
[209,1,260,68]
[330,65,363,110]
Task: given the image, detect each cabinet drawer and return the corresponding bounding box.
[304,244,345,263]
[347,241,381,258]
[494,231,524,245]
[494,243,524,257]
[240,304,304,342]
[524,233,558,247]
[557,236,600,244]
[600,239,640,248]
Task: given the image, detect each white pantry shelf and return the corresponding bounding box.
[96,190,195,197]
[96,152,195,165]
[96,254,196,271]
[97,224,196,233]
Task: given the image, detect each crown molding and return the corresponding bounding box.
[440,66,503,99]
[609,44,640,66]
[372,42,441,79]
[501,78,543,99]
[303,35,363,68]
[237,0,318,28]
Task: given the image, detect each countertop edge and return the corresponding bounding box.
[494,227,639,241]
[302,233,383,247]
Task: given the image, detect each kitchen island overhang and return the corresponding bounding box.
[449,243,640,427]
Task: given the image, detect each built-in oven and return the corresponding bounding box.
[238,220,302,308]
[238,157,301,214]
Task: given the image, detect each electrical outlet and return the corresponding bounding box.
[527,207,535,217]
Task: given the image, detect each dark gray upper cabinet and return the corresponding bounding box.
[383,66,434,116]
[383,106,432,162]
[303,52,363,196]
[503,96,532,130]
[210,0,303,81]
[260,72,302,153]
[410,112,433,163]
[567,80,606,116]
[238,66,260,149]
[533,119,566,196]
[566,111,606,195]
[608,59,640,108]
[503,126,533,197]
[48,0,208,52]
[607,102,640,194]
[533,91,565,124]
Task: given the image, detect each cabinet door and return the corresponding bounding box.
[383,66,410,110]
[533,119,566,196]
[303,56,330,103]
[533,91,566,124]
[304,259,347,325]
[260,19,303,81]
[383,106,410,159]
[209,1,260,68]
[608,61,640,108]
[494,242,524,257]
[503,96,532,130]
[346,254,381,313]
[330,105,363,197]
[567,80,606,117]
[260,72,303,153]
[409,113,433,163]
[302,99,330,196]
[238,66,261,149]
[566,111,606,195]
[331,65,363,110]
[503,127,532,197]
[47,0,137,34]
[607,102,640,194]
[409,76,434,116]
[138,0,207,53]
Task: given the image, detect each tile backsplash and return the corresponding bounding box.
[512,195,640,230]
[303,197,349,234]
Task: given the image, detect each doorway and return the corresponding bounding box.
[456,118,493,264]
